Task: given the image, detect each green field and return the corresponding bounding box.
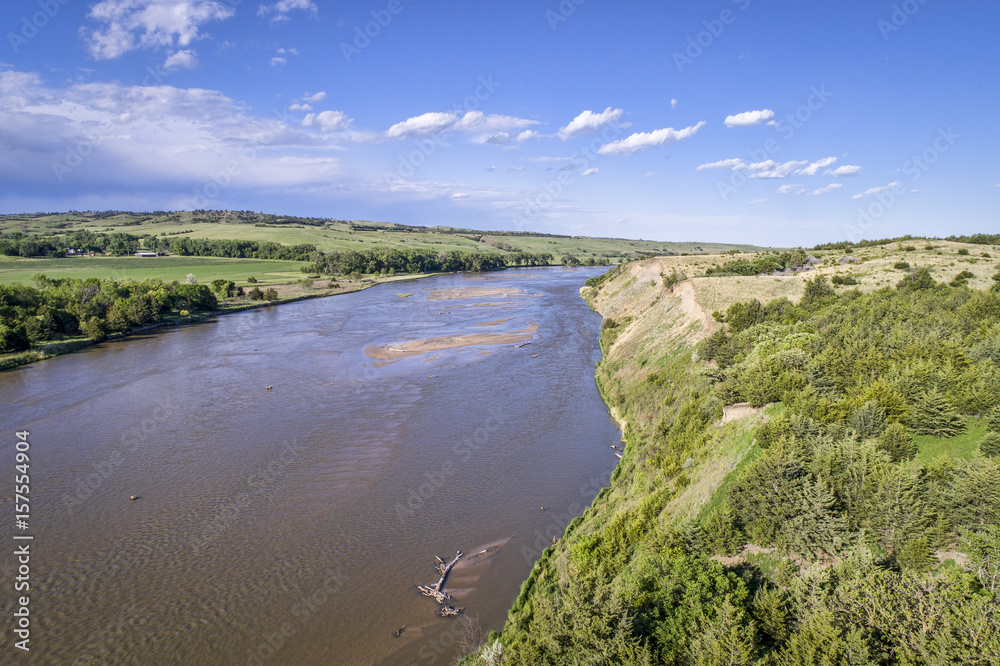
[914,417,989,462]
[0,255,307,286]
[0,211,767,261]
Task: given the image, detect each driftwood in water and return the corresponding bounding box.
[614,452,622,459]
[432,551,463,592]
[417,550,464,611]
[439,605,463,617]
[417,585,451,603]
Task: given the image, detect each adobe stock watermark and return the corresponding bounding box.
[393,406,508,521]
[340,0,408,63]
[714,84,833,202]
[509,122,626,230]
[520,471,611,565]
[545,0,587,30]
[878,0,930,40]
[7,0,73,54]
[61,396,179,515]
[384,75,501,182]
[673,0,752,73]
[846,126,958,241]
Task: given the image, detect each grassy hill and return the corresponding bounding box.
[464,243,1000,664]
[0,210,765,264]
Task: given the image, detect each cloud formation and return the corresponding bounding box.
[84,0,235,60]
[385,110,537,140]
[257,0,318,22]
[698,156,848,179]
[558,107,623,140]
[724,109,774,127]
[827,164,862,177]
[852,181,901,199]
[597,121,705,156]
[302,110,353,132]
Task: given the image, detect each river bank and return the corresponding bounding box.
[0,272,432,372]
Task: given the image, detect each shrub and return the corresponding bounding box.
[248,286,264,301]
[831,275,860,286]
[903,245,916,252]
[263,288,279,301]
[894,261,911,270]
[957,248,969,255]
[247,276,258,283]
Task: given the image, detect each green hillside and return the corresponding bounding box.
[466,248,1000,664]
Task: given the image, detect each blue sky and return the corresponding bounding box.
[0,0,997,245]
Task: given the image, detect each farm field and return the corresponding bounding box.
[0,255,307,286]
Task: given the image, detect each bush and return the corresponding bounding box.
[263,288,279,301]
[831,275,860,286]
[248,286,264,301]
[957,248,969,255]
[981,432,1000,457]
[894,261,911,270]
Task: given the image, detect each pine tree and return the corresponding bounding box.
[909,388,964,437]
[877,422,917,462]
[982,432,1000,458]
[785,475,851,559]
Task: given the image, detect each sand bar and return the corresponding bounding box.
[364,323,538,360]
[476,318,514,326]
[427,287,526,301]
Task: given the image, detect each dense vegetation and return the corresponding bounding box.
[309,248,585,276]
[0,275,220,351]
[476,265,1000,664]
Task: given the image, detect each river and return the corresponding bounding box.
[0,266,621,665]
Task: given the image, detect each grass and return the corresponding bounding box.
[914,417,988,462]
[0,255,307,286]
[0,211,769,264]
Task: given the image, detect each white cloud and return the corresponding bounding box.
[163,49,199,71]
[385,110,537,140]
[724,109,774,127]
[481,132,510,145]
[851,181,901,199]
[505,166,527,173]
[827,164,862,177]
[809,183,842,195]
[558,107,623,140]
[670,99,678,109]
[747,160,808,179]
[699,156,851,180]
[777,184,805,194]
[288,103,311,111]
[257,0,317,22]
[302,110,352,132]
[516,129,540,142]
[270,57,286,67]
[581,168,599,176]
[748,198,767,204]
[795,156,836,176]
[697,158,745,171]
[450,192,470,199]
[385,112,458,139]
[598,121,705,156]
[303,91,326,103]
[84,0,235,60]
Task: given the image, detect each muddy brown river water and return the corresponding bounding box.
[0,267,621,665]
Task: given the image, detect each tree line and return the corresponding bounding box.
[0,275,219,352]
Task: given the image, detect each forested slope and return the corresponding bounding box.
[468,255,1000,665]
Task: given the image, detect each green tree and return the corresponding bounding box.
[263,288,279,301]
[877,422,917,462]
[981,432,1000,458]
[248,286,264,301]
[80,316,108,342]
[909,389,964,437]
